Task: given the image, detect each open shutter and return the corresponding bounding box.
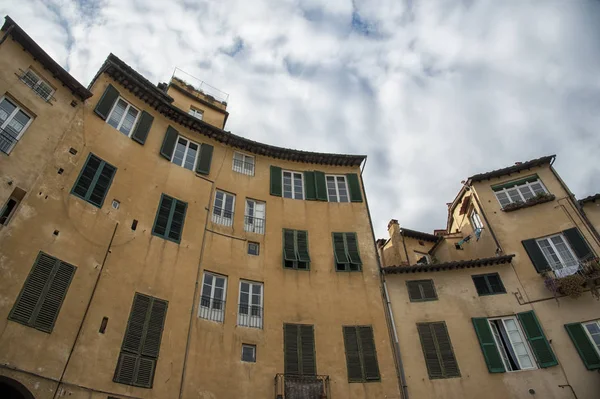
[563,228,593,260]
[522,239,550,273]
[160,126,179,160]
[343,327,363,381]
[270,166,282,196]
[141,299,168,358]
[517,311,558,368]
[304,171,316,200]
[300,325,316,375]
[333,233,349,263]
[283,229,297,261]
[432,323,459,377]
[284,324,300,375]
[417,323,443,378]
[153,195,173,237]
[94,84,119,120]
[359,326,380,380]
[196,143,214,175]
[314,171,327,201]
[472,318,505,373]
[167,200,187,243]
[346,173,363,203]
[345,233,362,265]
[296,231,311,262]
[131,111,154,145]
[33,260,76,333]
[88,162,116,208]
[565,323,600,370]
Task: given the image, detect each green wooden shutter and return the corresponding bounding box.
[136,358,157,388]
[141,299,168,358]
[304,171,316,200]
[517,311,558,368]
[284,324,300,374]
[407,281,424,301]
[417,323,444,378]
[432,323,460,377]
[472,318,506,373]
[196,143,214,175]
[522,239,550,273]
[131,111,154,145]
[345,233,362,266]
[283,229,297,261]
[122,294,151,354]
[300,325,316,375]
[33,260,76,333]
[270,166,282,196]
[358,326,380,380]
[333,233,349,263]
[160,126,179,159]
[314,171,327,201]
[72,154,102,199]
[94,84,119,120]
[296,230,311,262]
[565,323,600,370]
[167,200,187,243]
[88,162,116,208]
[563,228,593,260]
[346,173,363,203]
[114,353,137,385]
[343,326,363,381]
[420,280,437,300]
[152,195,173,238]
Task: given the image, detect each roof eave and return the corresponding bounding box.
[382,254,515,274]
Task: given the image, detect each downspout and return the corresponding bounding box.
[359,159,409,399]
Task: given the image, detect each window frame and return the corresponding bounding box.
[470,209,484,230]
[535,233,579,275]
[406,280,438,302]
[212,190,236,227]
[244,198,265,234]
[325,174,350,203]
[487,316,537,372]
[0,196,19,226]
[282,170,304,200]
[472,273,506,296]
[71,153,117,209]
[0,96,34,154]
[248,242,260,255]
[20,69,55,101]
[237,280,263,329]
[283,229,310,270]
[106,96,140,136]
[188,107,204,120]
[333,232,362,272]
[151,194,188,244]
[233,151,255,176]
[241,344,257,362]
[582,320,600,357]
[198,272,227,323]
[171,135,200,171]
[493,178,548,208]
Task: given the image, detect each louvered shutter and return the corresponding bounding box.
[565,323,600,370]
[417,323,443,378]
[131,111,154,145]
[196,144,214,175]
[136,358,156,388]
[114,353,137,385]
[343,327,363,381]
[563,228,593,260]
[345,233,362,265]
[122,294,151,354]
[517,311,557,368]
[160,126,179,159]
[522,239,550,273]
[304,171,316,200]
[72,154,101,198]
[10,253,56,325]
[407,281,423,301]
[33,261,76,332]
[88,163,116,208]
[153,195,173,237]
[472,318,505,373]
[141,299,168,358]
[346,173,363,202]
[284,324,300,374]
[358,326,380,380]
[167,200,187,243]
[314,171,327,201]
[283,229,297,261]
[333,233,349,263]
[420,280,437,300]
[296,231,310,262]
[300,325,316,375]
[432,323,459,377]
[270,166,282,196]
[94,84,119,120]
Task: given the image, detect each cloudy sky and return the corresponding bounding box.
[2,0,600,237]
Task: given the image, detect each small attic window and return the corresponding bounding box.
[188,107,203,120]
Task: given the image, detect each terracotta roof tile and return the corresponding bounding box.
[382,254,515,274]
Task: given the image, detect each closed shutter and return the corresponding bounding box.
[517,311,558,368]
[296,231,310,262]
[417,323,444,378]
[300,325,316,375]
[72,154,101,198]
[114,353,137,385]
[345,233,362,265]
[33,261,76,333]
[88,163,116,207]
[407,280,436,301]
[167,200,187,243]
[72,154,116,208]
[346,173,363,203]
[472,317,505,373]
[122,294,151,353]
[314,171,327,201]
[141,299,168,357]
[153,195,173,237]
[564,323,600,370]
[283,229,297,261]
[284,324,300,375]
[131,111,154,145]
[270,166,282,196]
[407,281,424,301]
[196,144,214,175]
[563,228,593,260]
[358,326,380,380]
[343,327,363,381]
[303,171,316,200]
[160,126,179,159]
[136,358,156,388]
[432,323,459,377]
[522,239,550,273]
[333,233,349,263]
[94,84,119,120]
[420,281,437,300]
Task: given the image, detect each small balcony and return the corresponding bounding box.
[237,303,263,329]
[198,295,225,323]
[543,257,600,299]
[274,374,330,399]
[244,215,265,234]
[233,158,255,176]
[212,207,234,227]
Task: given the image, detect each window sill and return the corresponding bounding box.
[409,298,438,303]
[501,194,555,212]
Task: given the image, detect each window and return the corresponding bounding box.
[244,199,265,234]
[493,177,548,208]
[152,194,187,243]
[212,190,235,226]
[238,281,263,329]
[488,317,536,371]
[233,152,255,176]
[283,171,304,200]
[342,326,380,382]
[242,344,256,362]
[326,175,349,202]
[71,153,117,208]
[472,273,505,296]
[283,229,310,270]
[107,97,140,136]
[9,252,76,333]
[0,187,26,226]
[171,136,199,171]
[536,234,579,278]
[417,322,460,379]
[332,232,362,271]
[284,323,316,375]
[0,96,33,154]
[406,280,437,302]
[470,209,483,230]
[583,321,600,356]
[248,242,260,255]
[114,293,168,388]
[20,69,54,101]
[199,272,227,322]
[188,107,203,120]
[565,320,600,370]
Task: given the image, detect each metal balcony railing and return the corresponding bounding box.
[244,215,265,234]
[212,207,234,227]
[237,303,263,329]
[550,254,599,279]
[274,374,330,399]
[0,127,19,154]
[233,158,255,175]
[198,295,225,323]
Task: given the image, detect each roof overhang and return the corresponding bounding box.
[382,254,515,274]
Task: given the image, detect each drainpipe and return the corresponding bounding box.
[359,159,409,399]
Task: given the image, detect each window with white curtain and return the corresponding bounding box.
[536,234,579,277]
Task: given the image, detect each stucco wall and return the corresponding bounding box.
[582,201,600,234]
[167,83,227,129]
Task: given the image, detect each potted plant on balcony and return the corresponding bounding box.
[543,258,600,300]
[502,192,556,212]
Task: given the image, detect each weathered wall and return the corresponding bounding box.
[167,82,227,129]
[582,200,600,234]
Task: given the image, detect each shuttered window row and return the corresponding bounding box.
[283,229,310,270]
[284,323,316,376]
[343,326,380,382]
[9,252,76,333]
[114,293,168,389]
[406,280,437,302]
[71,153,116,208]
[333,232,362,271]
[417,322,460,379]
[152,194,188,243]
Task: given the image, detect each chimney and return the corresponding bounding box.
[387,219,400,238]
